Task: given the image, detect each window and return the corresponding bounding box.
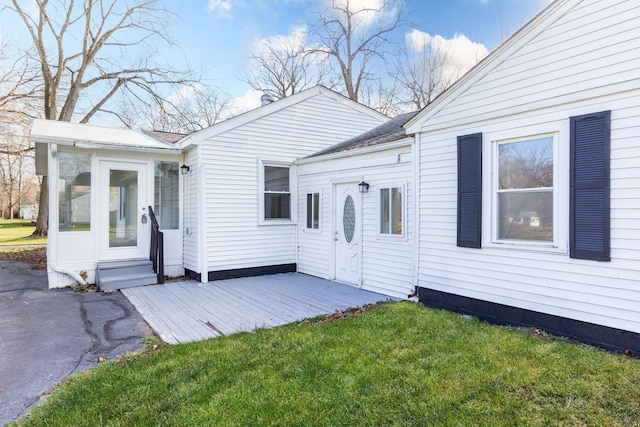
[154,161,179,229]
[380,186,403,235]
[58,152,91,231]
[264,165,290,219]
[306,192,320,229]
[497,136,553,243]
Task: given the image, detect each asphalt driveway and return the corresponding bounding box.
[0,260,152,426]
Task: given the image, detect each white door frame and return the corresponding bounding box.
[332,181,363,287]
[98,160,149,261]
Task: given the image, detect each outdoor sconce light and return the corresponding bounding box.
[180,164,190,175]
[358,180,370,193]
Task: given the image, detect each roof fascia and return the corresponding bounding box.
[295,138,413,165]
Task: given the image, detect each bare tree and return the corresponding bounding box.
[395,31,489,110]
[117,84,234,134]
[6,0,194,236]
[148,85,234,133]
[0,130,38,219]
[244,27,332,99]
[309,0,405,104]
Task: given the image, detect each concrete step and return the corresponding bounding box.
[98,271,158,292]
[96,259,158,291]
[97,259,154,278]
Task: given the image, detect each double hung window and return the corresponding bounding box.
[264,166,291,220]
[497,136,554,243]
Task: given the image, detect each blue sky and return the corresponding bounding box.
[173,0,552,109]
[1,0,553,120]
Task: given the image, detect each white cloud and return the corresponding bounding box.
[207,0,234,19]
[252,25,309,55]
[321,0,400,33]
[230,88,262,113]
[405,29,489,81]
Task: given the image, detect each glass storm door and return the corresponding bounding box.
[99,161,148,261]
[334,183,361,286]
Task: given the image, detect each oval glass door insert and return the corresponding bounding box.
[343,195,355,243]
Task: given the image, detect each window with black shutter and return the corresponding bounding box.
[457,133,483,248]
[570,111,611,261]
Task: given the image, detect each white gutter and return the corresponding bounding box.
[29,136,181,154]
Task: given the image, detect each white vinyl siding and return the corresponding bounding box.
[297,145,414,299]
[415,0,640,333]
[192,91,387,273]
[182,148,200,273]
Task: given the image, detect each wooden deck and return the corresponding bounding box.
[122,273,395,344]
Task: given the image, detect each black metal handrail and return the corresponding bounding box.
[148,206,164,284]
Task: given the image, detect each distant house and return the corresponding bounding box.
[19,203,38,220]
[405,0,640,353]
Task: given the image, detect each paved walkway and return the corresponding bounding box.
[0,260,152,426]
[123,273,395,344]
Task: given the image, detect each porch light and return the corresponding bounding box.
[180,164,190,175]
[358,180,370,193]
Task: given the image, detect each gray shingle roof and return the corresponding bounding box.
[143,129,189,144]
[307,111,418,158]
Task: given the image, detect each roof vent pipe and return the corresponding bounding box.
[261,93,275,106]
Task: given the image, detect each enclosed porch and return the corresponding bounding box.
[122,273,396,344]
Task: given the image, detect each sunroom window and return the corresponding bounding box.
[154,161,179,229]
[58,152,91,231]
[497,136,553,242]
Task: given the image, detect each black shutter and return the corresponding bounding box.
[570,111,611,261]
[457,133,482,248]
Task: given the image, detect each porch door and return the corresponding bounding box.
[99,161,149,261]
[334,183,362,286]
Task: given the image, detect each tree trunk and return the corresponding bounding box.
[32,175,48,236]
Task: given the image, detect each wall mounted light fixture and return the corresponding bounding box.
[358,180,370,193]
[180,164,190,175]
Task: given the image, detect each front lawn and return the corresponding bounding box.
[0,219,47,246]
[13,302,640,426]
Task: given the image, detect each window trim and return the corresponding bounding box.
[483,125,567,253]
[258,159,295,225]
[378,183,406,238]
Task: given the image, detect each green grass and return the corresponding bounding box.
[0,219,47,246]
[13,302,640,426]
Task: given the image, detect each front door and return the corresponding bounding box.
[334,183,361,286]
[99,161,148,261]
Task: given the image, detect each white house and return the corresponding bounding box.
[296,111,417,299]
[29,121,184,288]
[29,86,390,290]
[405,0,640,353]
[28,0,640,354]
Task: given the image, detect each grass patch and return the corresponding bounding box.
[0,219,47,246]
[12,302,640,426]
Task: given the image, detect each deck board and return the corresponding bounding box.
[122,273,396,344]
